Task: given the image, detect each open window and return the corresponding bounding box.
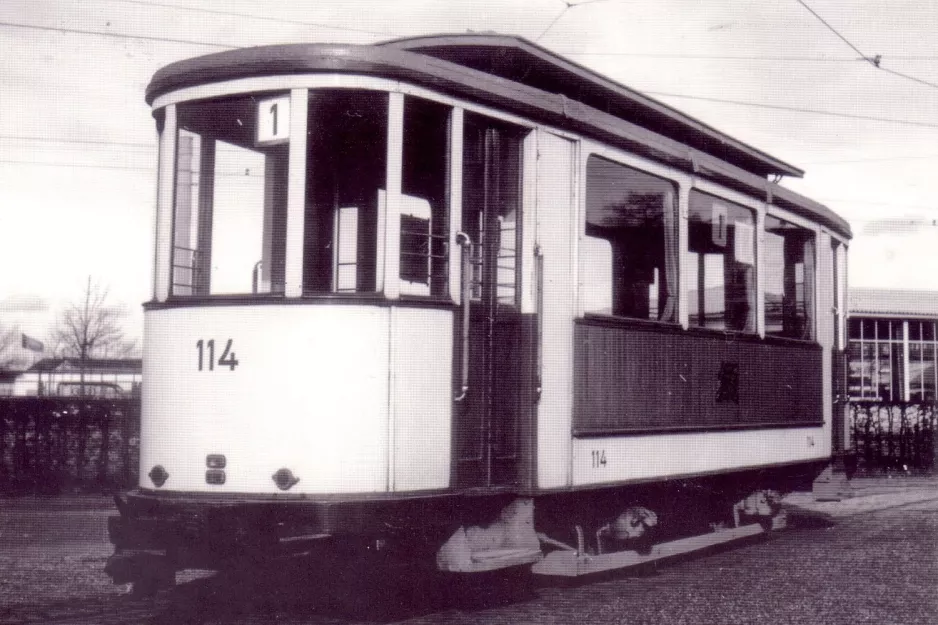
[172,93,290,296]
[400,96,450,297]
[302,90,388,295]
[581,155,678,322]
[764,214,815,340]
[685,190,756,333]
[462,114,524,307]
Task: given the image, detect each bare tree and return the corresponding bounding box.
[51,277,137,393]
[0,324,18,369]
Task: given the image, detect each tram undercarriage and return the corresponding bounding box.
[105,464,819,595]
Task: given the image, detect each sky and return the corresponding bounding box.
[1,0,937,358]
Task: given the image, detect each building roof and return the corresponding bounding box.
[849,288,938,318]
[0,370,20,383]
[26,358,143,374]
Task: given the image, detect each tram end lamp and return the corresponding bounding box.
[148,465,169,488]
[272,468,300,491]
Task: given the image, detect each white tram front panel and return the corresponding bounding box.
[142,304,453,494]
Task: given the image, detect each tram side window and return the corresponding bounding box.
[401,96,450,297]
[582,156,677,322]
[764,215,816,340]
[303,90,388,294]
[173,94,290,296]
[685,191,756,333]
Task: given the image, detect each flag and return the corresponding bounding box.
[21,334,44,352]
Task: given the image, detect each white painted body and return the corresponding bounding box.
[141,304,452,494]
[571,427,827,486]
[143,74,845,500]
[534,131,836,489]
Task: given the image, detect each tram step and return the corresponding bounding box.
[533,522,771,577]
[471,547,543,564]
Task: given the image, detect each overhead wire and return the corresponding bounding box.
[560,51,938,61]
[1,7,935,172]
[0,19,239,49]
[0,135,153,148]
[536,6,569,43]
[793,0,866,60]
[561,52,862,61]
[644,91,938,130]
[538,0,619,42]
[105,0,398,39]
[803,155,938,165]
[794,0,938,91]
[0,159,153,173]
[0,158,265,178]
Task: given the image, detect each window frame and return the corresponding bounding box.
[688,178,769,337]
[152,75,539,306]
[170,89,294,299]
[849,317,938,402]
[762,210,819,342]
[684,187,759,335]
[577,147,683,325]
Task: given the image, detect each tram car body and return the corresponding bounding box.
[107,34,851,588]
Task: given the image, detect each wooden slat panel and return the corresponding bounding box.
[573,318,823,435]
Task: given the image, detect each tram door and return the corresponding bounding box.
[453,115,525,489]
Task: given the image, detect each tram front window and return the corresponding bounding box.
[303,90,388,294]
[173,94,290,296]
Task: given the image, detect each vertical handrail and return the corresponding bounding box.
[454,232,472,402]
[534,244,544,402]
[251,260,263,294]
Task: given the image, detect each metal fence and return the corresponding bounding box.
[849,401,937,475]
[0,397,139,494]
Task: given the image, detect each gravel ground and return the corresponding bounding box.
[1,479,937,624]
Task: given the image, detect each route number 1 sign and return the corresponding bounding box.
[256,95,290,145]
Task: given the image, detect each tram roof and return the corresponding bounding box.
[146,34,851,239]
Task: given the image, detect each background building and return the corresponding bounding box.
[11,358,142,398]
[0,370,18,396]
[847,288,938,403]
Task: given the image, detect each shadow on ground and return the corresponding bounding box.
[3,557,540,625]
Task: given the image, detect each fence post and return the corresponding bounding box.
[0,401,7,487]
[99,402,112,487]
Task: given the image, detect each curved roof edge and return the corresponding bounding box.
[145,39,850,239]
[380,33,804,179]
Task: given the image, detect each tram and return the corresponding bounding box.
[106,33,851,592]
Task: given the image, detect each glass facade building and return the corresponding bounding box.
[848,288,938,402]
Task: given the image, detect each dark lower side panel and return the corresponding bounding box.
[573,317,824,435]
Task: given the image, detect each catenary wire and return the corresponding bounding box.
[560,51,938,61]
[794,0,938,91]
[794,0,867,60]
[105,0,398,39]
[644,91,938,130]
[0,20,239,48]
